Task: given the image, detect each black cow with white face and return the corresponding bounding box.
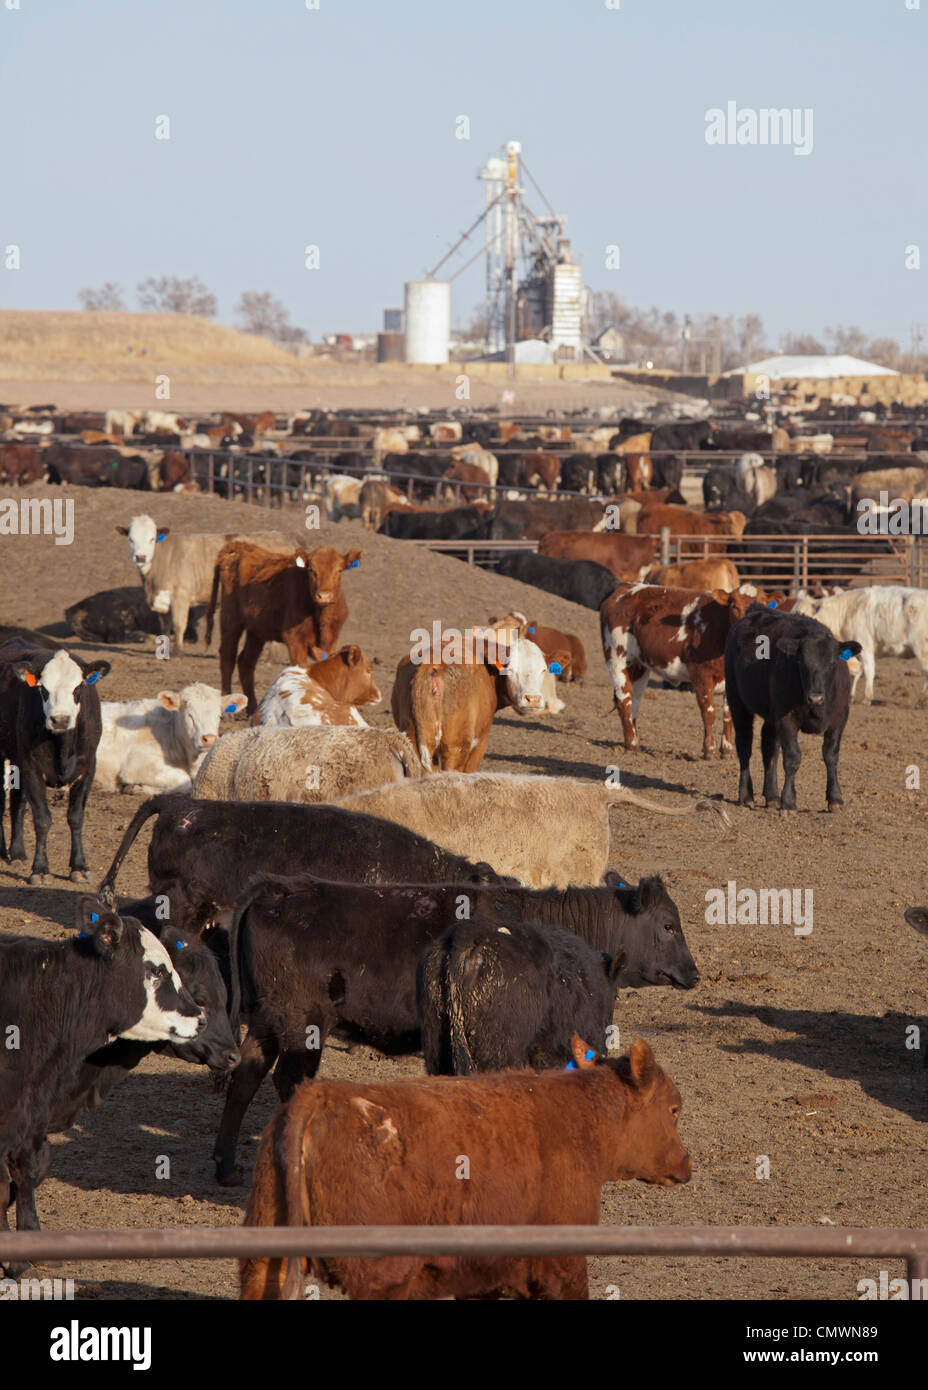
[0,630,110,883]
[724,605,861,813]
[0,896,203,1268]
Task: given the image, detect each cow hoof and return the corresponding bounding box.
[215,1167,243,1188]
[701,750,718,761]
[778,808,794,819]
[827,802,844,813]
[28,872,47,886]
[70,869,89,883]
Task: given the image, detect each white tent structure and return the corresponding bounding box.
[726,354,899,380]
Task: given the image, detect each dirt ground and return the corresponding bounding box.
[1,483,926,1302]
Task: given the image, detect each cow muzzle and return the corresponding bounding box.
[48,715,76,733]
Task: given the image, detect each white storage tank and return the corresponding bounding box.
[405,279,451,364]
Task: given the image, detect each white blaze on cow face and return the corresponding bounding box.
[159,684,246,757]
[120,928,204,1042]
[499,635,549,712]
[125,514,159,575]
[25,650,86,732]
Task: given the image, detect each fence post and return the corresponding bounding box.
[801,536,809,591]
[792,540,800,593]
[909,536,917,588]
[207,452,214,497]
[660,526,670,567]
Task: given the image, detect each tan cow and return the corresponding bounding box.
[194,725,422,802]
[644,558,740,591]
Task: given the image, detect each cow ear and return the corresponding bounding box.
[628,1037,657,1088]
[569,1035,600,1069]
[344,549,362,569]
[776,636,800,656]
[294,554,307,569]
[904,907,928,937]
[345,645,362,666]
[636,875,662,910]
[12,662,40,687]
[605,948,627,981]
[603,870,624,888]
[223,694,248,714]
[83,660,110,685]
[116,525,129,536]
[157,691,181,710]
[76,896,123,959]
[838,640,862,659]
[156,527,170,541]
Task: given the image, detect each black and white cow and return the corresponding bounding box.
[0,632,110,883]
[0,896,204,1267]
[724,605,861,813]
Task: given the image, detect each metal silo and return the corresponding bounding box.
[404,279,451,364]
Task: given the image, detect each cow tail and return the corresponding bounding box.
[446,942,476,1075]
[204,561,222,648]
[607,786,732,830]
[97,796,166,905]
[410,666,442,772]
[279,1099,313,1301]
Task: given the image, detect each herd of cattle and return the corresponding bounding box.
[1,398,928,1299]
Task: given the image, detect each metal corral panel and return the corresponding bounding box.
[548,263,583,349]
[405,280,451,364]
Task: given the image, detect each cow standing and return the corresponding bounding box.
[0,633,110,883]
[724,606,861,813]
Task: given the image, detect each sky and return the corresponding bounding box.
[0,0,925,349]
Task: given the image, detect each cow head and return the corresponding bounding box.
[603,873,700,989]
[158,927,240,1072]
[477,632,553,713]
[327,645,382,706]
[295,546,362,605]
[571,1035,692,1187]
[158,684,247,764]
[775,627,862,712]
[75,897,204,1043]
[13,649,110,732]
[117,514,167,574]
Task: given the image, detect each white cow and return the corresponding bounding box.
[737,453,777,505]
[793,585,928,705]
[105,409,143,439]
[96,683,247,794]
[142,410,187,435]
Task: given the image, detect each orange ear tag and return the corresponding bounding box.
[24,672,37,687]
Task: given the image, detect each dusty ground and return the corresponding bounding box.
[1,484,926,1302]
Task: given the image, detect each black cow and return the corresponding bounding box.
[650,421,713,453]
[703,466,755,513]
[98,794,507,937]
[379,505,485,540]
[477,496,607,539]
[494,552,618,610]
[724,605,861,813]
[774,455,804,493]
[0,896,203,1269]
[596,453,623,494]
[65,586,176,644]
[4,898,237,1249]
[560,455,597,494]
[417,917,621,1075]
[0,632,110,883]
[44,443,151,489]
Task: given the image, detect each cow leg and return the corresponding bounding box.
[171,594,191,653]
[7,778,30,861]
[858,648,875,703]
[603,631,639,748]
[719,685,734,758]
[219,617,243,696]
[760,721,780,807]
[732,712,755,805]
[213,1030,278,1185]
[19,767,51,882]
[777,718,802,814]
[237,633,265,716]
[0,769,6,860]
[66,771,93,879]
[462,730,492,773]
[694,674,717,759]
[273,1021,326,1102]
[823,717,848,810]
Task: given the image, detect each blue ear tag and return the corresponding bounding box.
[528,625,536,634]
[156,531,167,543]
[319,652,327,659]
[549,661,562,675]
[565,1060,578,1071]
[223,703,237,714]
[85,671,100,685]
[78,930,90,939]
[175,939,186,951]
[349,559,359,568]
[618,881,627,888]
[585,1049,596,1061]
[840,647,852,661]
[767,600,778,608]
[90,912,98,923]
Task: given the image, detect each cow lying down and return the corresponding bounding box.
[194,725,422,802]
[240,1036,691,1300]
[212,870,695,1184]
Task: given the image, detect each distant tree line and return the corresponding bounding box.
[76,279,307,349]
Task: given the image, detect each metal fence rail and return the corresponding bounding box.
[1,1225,926,1287]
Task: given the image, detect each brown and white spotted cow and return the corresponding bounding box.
[600,583,778,758]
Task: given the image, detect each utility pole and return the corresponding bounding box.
[911,323,924,372]
[504,141,521,378]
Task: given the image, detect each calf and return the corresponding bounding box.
[193,724,421,801]
[724,606,861,813]
[253,646,381,727]
[0,895,203,1262]
[644,558,740,592]
[96,683,248,795]
[0,633,110,882]
[240,1035,690,1300]
[418,918,621,1075]
[97,793,508,937]
[206,541,361,714]
[793,586,928,706]
[636,504,747,555]
[5,901,236,1249]
[65,586,184,645]
[601,583,763,757]
[391,632,565,772]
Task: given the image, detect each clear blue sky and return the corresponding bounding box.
[1,0,924,347]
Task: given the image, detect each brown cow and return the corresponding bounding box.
[206,542,362,714]
[489,612,587,682]
[644,558,740,591]
[157,450,193,491]
[636,504,746,556]
[539,530,656,580]
[601,582,771,757]
[443,460,492,501]
[392,631,564,772]
[240,1034,691,1301]
[0,443,43,485]
[522,451,561,492]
